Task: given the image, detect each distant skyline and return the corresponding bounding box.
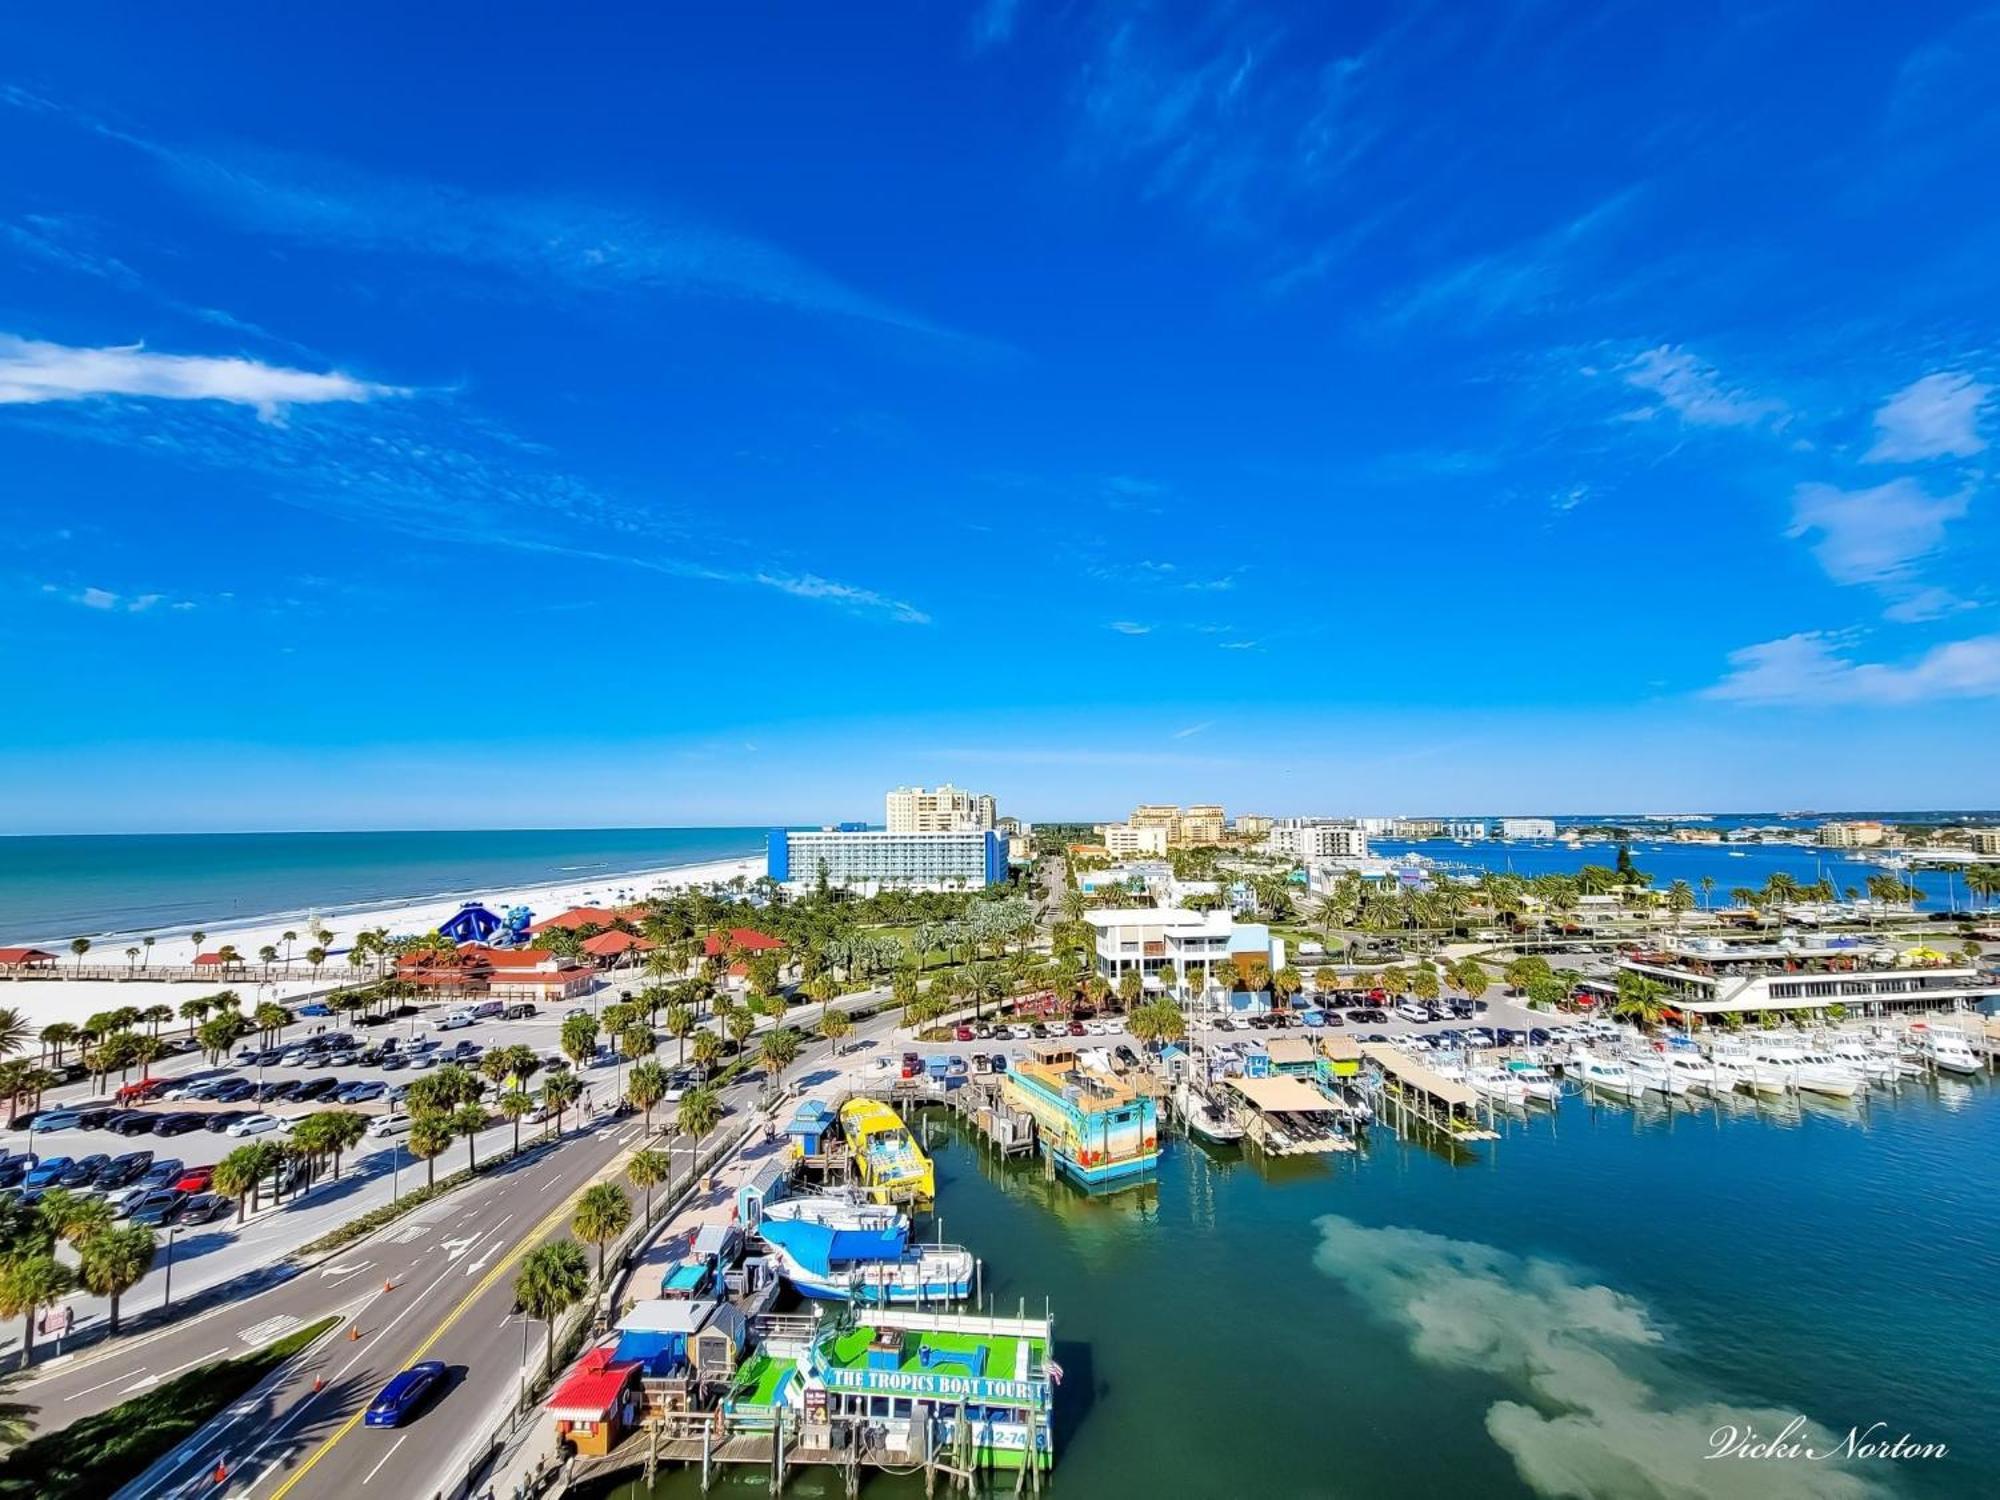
[3,4,1997,834]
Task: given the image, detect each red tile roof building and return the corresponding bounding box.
[0,947,57,968]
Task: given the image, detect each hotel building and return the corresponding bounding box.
[768,828,1006,891]
[1264,819,1370,860]
[1095,822,1170,857]
[885,785,997,834]
[1498,817,1558,840]
[1817,820,1889,848]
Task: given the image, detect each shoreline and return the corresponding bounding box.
[0,852,765,1028]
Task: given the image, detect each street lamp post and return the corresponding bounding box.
[162,1224,182,1311]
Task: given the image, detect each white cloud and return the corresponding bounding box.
[1312,1216,1888,1500]
[42,583,181,614]
[1171,721,1214,739]
[1621,346,1785,429]
[1787,477,1969,587]
[1108,620,1152,635]
[1705,631,2000,705]
[0,334,404,420]
[1865,371,1992,462]
[749,571,929,625]
[1880,586,1974,624]
[1217,638,1260,650]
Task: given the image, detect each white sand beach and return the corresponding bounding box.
[0,854,762,1029]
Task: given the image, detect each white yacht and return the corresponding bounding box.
[1706,1042,1779,1094]
[1824,1038,1896,1084]
[1177,1079,1246,1146]
[1501,1057,1562,1103]
[1467,1064,1531,1108]
[1568,1049,1645,1100]
[1663,1052,1722,1093]
[1751,1043,1861,1099]
[1624,1052,1692,1097]
[1912,1026,1982,1076]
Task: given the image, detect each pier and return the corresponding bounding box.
[1358,1042,1500,1141]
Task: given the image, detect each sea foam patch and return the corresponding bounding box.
[1310,1216,1891,1499]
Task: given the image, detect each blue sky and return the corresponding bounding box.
[2,2,1997,832]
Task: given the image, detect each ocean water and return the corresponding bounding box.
[0,827,766,945]
[1373,836,1979,912]
[603,1077,2000,1500]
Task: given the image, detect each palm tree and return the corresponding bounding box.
[142,935,155,969]
[282,930,298,966]
[689,1029,725,1079]
[78,1224,157,1335]
[541,1071,584,1137]
[0,1255,74,1363]
[499,1090,536,1155]
[626,1061,668,1130]
[674,1086,724,1189]
[1128,998,1187,1051]
[627,1148,672,1224]
[1115,969,1142,1013]
[409,1114,453,1188]
[514,1241,591,1378]
[37,1022,77,1067]
[1270,965,1303,1011]
[449,1103,488,1173]
[178,997,211,1037]
[572,1182,633,1286]
[560,1014,600,1070]
[724,1009,756,1054]
[661,1004,695,1067]
[0,1010,30,1060]
[818,1009,852,1055]
[214,1144,275,1222]
[757,1027,802,1101]
[69,938,90,973]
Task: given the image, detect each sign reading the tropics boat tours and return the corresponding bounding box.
[824,1366,1041,1405]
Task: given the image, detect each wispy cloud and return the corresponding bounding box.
[0,334,404,421]
[41,583,184,614]
[1620,345,1785,430]
[751,572,929,625]
[1384,190,1642,330]
[970,0,1019,52]
[1787,477,1969,588]
[1705,631,2000,705]
[1171,721,1214,740]
[1108,620,1152,635]
[1864,371,1992,462]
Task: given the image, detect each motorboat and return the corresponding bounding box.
[1624,1052,1691,1097]
[1749,1044,1861,1099]
[1501,1058,1562,1103]
[1568,1049,1644,1100]
[1910,1025,1982,1076]
[1467,1064,1531,1108]
[1177,1080,1245,1146]
[1823,1038,1897,1084]
[1663,1052,1721,1094]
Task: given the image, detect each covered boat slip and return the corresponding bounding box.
[1359,1042,1499,1141]
[1221,1074,1356,1155]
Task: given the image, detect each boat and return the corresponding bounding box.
[1824,1039,1897,1084]
[1001,1044,1161,1190]
[1501,1057,1562,1103]
[1568,1049,1644,1100]
[1910,1025,1982,1076]
[1467,1064,1531,1108]
[1624,1052,1692,1097]
[1175,1079,1245,1146]
[1663,1052,1721,1093]
[839,1099,935,1206]
[756,1198,973,1304]
[1748,1043,1862,1098]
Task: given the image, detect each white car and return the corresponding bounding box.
[1009,1025,1035,1040]
[225,1113,287,1137]
[366,1114,412,1138]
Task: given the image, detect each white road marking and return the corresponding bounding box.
[319,1260,374,1281]
[440,1235,477,1259]
[65,1369,141,1400]
[116,1346,226,1394]
[362,1433,408,1484]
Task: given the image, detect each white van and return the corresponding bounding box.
[1395,1001,1431,1023]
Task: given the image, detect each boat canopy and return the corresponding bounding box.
[759,1216,908,1274]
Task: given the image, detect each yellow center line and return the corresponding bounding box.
[265,1139,634,1500]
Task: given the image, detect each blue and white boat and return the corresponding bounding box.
[756,1197,973,1305]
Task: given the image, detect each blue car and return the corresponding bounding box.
[299,1003,333,1017]
[23,1157,73,1188]
[365,1361,448,1427]
[31,1109,87,1132]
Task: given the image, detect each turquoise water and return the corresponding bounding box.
[605,1076,1999,1500]
[0,827,765,944]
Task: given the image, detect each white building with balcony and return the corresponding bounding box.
[1618,936,1996,1018]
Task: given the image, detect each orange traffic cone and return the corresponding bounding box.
[312,1375,326,1394]
[348,1324,361,1341]
[382,1279,395,1293]
[212,1459,229,1485]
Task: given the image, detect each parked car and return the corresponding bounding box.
[364,1361,448,1427]
[56,1154,111,1189]
[299,1002,333,1017]
[29,1109,89,1133]
[471,1001,505,1020]
[98,1150,154,1188]
[502,1003,537,1020]
[106,1110,160,1136]
[173,1165,216,1193]
[292,1077,340,1102]
[225,1113,288,1137]
[204,1111,256,1133]
[366,1114,413,1139]
[135,1158,185,1190]
[339,1080,387,1103]
[152,1112,208,1137]
[130,1189,187,1226]
[954,1027,976,1042]
[899,1053,921,1079]
[116,1077,169,1104]
[173,1193,231,1225]
[23,1157,73,1188]
[208,1078,259,1104]
[436,1010,475,1031]
[258,1080,302,1103]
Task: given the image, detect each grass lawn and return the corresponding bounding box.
[0,1315,339,1499]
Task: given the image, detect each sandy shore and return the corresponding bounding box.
[0,854,762,1029]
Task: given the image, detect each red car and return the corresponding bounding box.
[1066,1020,1087,1036]
[954,1026,975,1042]
[900,1053,922,1079]
[117,1077,167,1104]
[173,1165,215,1194]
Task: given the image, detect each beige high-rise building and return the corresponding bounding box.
[1123,803,1226,847]
[1234,814,1275,838]
[1097,822,1170,857]
[886,784,998,834]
